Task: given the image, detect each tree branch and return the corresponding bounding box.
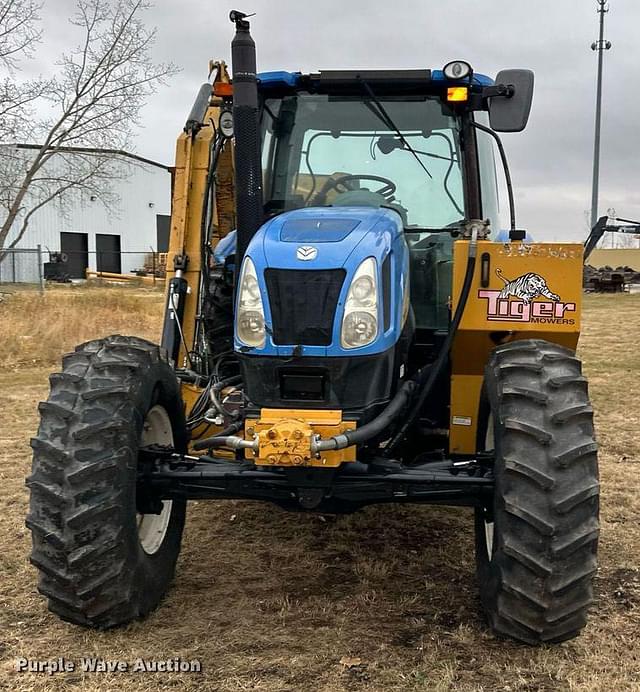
[0,0,178,251]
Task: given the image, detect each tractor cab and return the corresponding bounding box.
[258,69,496,231]
[230,65,533,424]
[256,69,497,334]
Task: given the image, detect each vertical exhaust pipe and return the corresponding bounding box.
[230,10,263,274]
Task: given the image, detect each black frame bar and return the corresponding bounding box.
[138,450,494,513]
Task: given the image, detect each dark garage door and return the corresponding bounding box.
[156,214,170,252]
[60,232,88,279]
[96,234,121,274]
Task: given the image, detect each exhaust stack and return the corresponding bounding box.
[230,10,263,273]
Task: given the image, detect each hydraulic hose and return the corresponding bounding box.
[193,382,418,455]
[210,374,242,416]
[312,380,417,452]
[382,234,478,456]
[192,421,247,451]
[200,435,255,451]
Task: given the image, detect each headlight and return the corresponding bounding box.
[342,312,377,346]
[243,273,261,302]
[351,275,375,304]
[236,257,266,348]
[341,257,378,349]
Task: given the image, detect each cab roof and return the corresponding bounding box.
[257,69,494,92]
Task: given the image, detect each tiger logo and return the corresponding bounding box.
[496,268,561,304]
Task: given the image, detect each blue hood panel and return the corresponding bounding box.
[261,207,397,269]
[236,205,410,358]
[280,216,360,243]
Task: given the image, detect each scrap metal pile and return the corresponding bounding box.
[583,264,640,292]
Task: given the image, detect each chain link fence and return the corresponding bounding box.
[0,247,45,287]
[0,247,166,288]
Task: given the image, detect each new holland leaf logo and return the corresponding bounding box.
[296,246,318,261]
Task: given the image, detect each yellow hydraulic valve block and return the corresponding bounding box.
[245,409,357,467]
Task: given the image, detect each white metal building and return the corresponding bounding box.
[1,144,171,280]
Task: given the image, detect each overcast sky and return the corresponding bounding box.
[34,0,640,241]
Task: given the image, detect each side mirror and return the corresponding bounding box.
[489,69,534,132]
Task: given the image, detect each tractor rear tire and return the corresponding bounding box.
[475,339,599,645]
[27,335,187,628]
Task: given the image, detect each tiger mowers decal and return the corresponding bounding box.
[478,269,576,324]
[495,268,560,303]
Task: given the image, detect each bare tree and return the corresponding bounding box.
[0,0,42,69]
[0,0,178,255]
[0,1,43,146]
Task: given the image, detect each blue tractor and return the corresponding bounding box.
[28,11,599,646]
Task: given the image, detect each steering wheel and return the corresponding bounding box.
[314,174,397,205]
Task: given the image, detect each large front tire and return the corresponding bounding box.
[27,336,187,628]
[475,339,599,644]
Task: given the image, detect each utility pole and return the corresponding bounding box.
[590,0,612,230]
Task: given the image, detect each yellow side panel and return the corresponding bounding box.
[256,409,345,425]
[180,382,203,418]
[449,374,484,453]
[449,241,583,453]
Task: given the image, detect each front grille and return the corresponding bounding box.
[264,268,346,346]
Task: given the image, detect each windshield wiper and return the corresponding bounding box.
[360,79,432,180]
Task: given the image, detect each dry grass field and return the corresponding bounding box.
[0,285,639,691]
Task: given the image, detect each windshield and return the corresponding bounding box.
[260,93,465,229]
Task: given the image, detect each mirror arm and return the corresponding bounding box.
[482,84,515,99]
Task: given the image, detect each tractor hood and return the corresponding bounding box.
[215,206,404,269]
[254,206,402,270]
[233,205,409,358]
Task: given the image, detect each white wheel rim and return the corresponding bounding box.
[484,520,495,559]
[484,413,495,560]
[137,405,173,555]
